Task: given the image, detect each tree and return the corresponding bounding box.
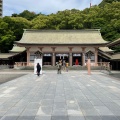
[18,10,37,20]
[0,1,120,52]
[3,16,31,41]
[99,0,120,7]
[0,18,16,52]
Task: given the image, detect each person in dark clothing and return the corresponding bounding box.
[36,63,41,76]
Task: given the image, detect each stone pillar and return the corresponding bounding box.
[26,47,30,66]
[95,48,98,66]
[82,47,86,66]
[51,47,56,66]
[68,47,73,66]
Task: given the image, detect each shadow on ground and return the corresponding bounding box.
[0,74,26,84]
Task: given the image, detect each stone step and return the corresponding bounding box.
[14,66,101,70]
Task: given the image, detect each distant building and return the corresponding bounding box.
[0,0,2,17]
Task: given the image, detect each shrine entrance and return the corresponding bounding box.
[55,53,69,64]
[72,53,82,65]
[43,53,52,65]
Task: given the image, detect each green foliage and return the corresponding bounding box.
[112,46,120,52]
[0,18,16,52]
[12,10,37,20]
[0,34,15,52]
[99,0,120,7]
[0,17,31,52]
[0,1,120,52]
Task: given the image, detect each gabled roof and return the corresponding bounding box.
[15,29,108,45]
[98,51,111,59]
[0,53,19,59]
[107,38,120,47]
[98,50,120,60]
[9,44,26,53]
[111,53,120,60]
[99,47,113,53]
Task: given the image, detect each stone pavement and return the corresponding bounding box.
[0,70,120,120]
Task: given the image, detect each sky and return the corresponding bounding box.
[3,0,102,16]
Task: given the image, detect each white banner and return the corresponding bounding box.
[34,59,42,74]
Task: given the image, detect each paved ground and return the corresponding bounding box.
[0,69,32,84]
[0,74,26,84]
[109,72,120,79]
[0,70,120,120]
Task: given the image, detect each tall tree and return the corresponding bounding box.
[15,10,37,20]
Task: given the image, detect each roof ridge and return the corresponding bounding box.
[23,29,100,32]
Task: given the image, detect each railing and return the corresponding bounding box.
[97,62,110,67]
[15,62,52,66]
[85,62,96,66]
[15,62,34,66]
[97,62,111,74]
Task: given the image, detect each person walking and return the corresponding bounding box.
[57,61,62,74]
[36,63,41,76]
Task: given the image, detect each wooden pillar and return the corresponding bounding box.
[38,47,44,52]
[26,47,30,66]
[68,47,73,66]
[52,53,55,66]
[82,47,85,66]
[51,47,56,66]
[95,48,98,66]
[69,53,72,66]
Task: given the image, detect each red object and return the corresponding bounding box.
[75,59,79,65]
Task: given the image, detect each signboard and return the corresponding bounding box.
[34,58,42,74]
[73,54,81,56]
[44,54,52,56]
[56,54,68,56]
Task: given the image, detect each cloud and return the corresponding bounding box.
[3,0,102,16]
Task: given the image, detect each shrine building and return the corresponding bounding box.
[15,29,109,66]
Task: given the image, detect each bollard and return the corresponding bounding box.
[87,59,91,75]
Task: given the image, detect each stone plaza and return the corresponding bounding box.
[0,70,120,120]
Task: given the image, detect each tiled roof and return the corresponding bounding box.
[99,47,113,52]
[111,53,120,60]
[107,38,120,47]
[9,45,26,53]
[0,53,18,59]
[15,29,108,45]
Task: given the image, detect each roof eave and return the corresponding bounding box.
[15,42,108,46]
[107,41,120,47]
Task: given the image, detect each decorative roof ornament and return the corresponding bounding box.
[86,50,94,59]
[34,51,42,59]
